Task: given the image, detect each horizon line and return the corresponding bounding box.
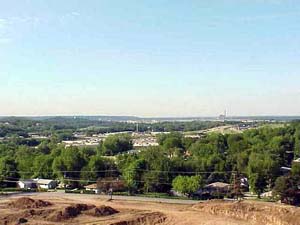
[1,114,300,118]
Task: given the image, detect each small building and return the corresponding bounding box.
[205,182,231,189]
[84,183,101,194]
[193,182,231,199]
[35,179,57,189]
[205,182,231,193]
[18,179,57,190]
[17,180,37,189]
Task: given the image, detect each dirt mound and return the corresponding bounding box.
[193,200,300,225]
[72,203,96,211]
[47,204,118,222]
[47,205,83,222]
[8,197,52,209]
[84,205,119,217]
[3,201,118,224]
[1,208,57,225]
[110,212,167,225]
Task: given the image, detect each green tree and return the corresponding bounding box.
[80,155,115,182]
[172,175,203,197]
[269,136,293,166]
[37,140,51,154]
[247,152,279,197]
[33,155,54,179]
[182,137,197,150]
[103,134,133,155]
[140,147,172,193]
[294,128,300,159]
[157,132,183,148]
[52,147,86,181]
[291,162,300,176]
[273,175,300,206]
[15,146,37,178]
[163,137,182,150]
[249,173,266,198]
[0,157,18,185]
[122,159,145,193]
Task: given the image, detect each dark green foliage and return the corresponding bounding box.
[33,155,54,179]
[273,175,300,206]
[294,128,300,159]
[291,162,300,176]
[0,157,18,185]
[15,146,38,178]
[102,134,133,156]
[121,159,145,193]
[52,147,86,179]
[118,147,173,193]
[80,155,116,183]
[247,152,280,197]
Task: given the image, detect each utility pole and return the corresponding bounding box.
[232,171,237,200]
[232,171,243,200]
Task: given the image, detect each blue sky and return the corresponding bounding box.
[0,0,299,117]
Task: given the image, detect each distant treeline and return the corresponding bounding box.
[0,117,238,139]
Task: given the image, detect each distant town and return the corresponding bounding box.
[0,114,284,149]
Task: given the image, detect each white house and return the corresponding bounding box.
[17,180,37,189]
[18,179,57,190]
[34,179,57,189]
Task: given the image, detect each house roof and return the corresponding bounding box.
[35,179,56,185]
[18,179,36,184]
[205,182,230,189]
[84,183,98,189]
[19,179,56,185]
[280,166,291,171]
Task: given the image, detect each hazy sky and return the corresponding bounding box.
[0,0,299,117]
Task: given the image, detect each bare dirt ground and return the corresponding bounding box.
[193,200,300,225]
[0,193,299,225]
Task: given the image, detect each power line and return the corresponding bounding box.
[1,178,173,185]
[2,171,241,186]
[1,169,237,174]
[64,178,173,185]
